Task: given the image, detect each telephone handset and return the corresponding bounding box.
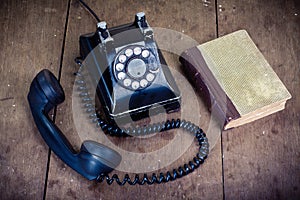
[79,12,181,123]
[27,1,209,184]
[27,69,121,180]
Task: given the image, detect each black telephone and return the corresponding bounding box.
[27,1,209,184]
[79,12,180,123]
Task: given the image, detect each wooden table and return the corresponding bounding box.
[0,0,299,199]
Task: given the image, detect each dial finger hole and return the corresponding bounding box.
[123,79,132,87]
[133,47,142,55]
[117,72,126,80]
[146,73,155,82]
[140,79,148,88]
[132,81,140,90]
[116,63,124,71]
[119,55,127,63]
[125,48,133,57]
[142,50,150,58]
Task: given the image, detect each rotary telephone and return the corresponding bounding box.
[79,12,180,123]
[27,0,209,184]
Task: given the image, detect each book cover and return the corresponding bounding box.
[179,30,291,130]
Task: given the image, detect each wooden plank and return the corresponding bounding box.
[45,0,223,199]
[0,0,69,199]
[217,0,300,199]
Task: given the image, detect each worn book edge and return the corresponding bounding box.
[180,30,291,130]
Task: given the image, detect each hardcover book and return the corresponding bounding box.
[179,30,291,130]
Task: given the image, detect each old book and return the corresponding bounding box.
[179,30,291,130]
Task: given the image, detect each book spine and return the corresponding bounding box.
[179,47,240,129]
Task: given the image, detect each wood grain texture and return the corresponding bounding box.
[0,0,68,199]
[3,0,298,199]
[217,0,300,199]
[45,0,223,199]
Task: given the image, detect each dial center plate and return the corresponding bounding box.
[127,58,147,78]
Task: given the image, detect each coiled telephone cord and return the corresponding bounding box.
[96,119,209,185]
[75,59,209,185]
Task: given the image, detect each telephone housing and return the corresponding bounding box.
[79,12,181,122]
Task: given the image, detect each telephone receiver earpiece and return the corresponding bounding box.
[27,69,121,180]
